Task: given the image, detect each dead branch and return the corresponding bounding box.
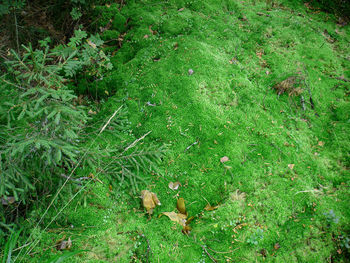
[201,245,217,263]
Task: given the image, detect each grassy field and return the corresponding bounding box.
[21,0,349,262]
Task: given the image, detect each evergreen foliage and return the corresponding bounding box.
[0,30,112,207]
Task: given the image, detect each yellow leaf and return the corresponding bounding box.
[141,190,161,215]
[177,198,186,215]
[161,212,187,227]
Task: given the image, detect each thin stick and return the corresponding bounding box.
[201,245,218,263]
[100,106,122,134]
[122,131,151,154]
[184,140,198,152]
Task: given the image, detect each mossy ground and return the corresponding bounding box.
[22,0,349,262]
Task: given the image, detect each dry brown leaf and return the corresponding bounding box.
[274,243,281,250]
[160,212,187,227]
[288,164,295,170]
[318,141,324,147]
[182,225,192,235]
[87,40,96,49]
[141,190,161,215]
[204,203,219,211]
[1,196,16,205]
[178,7,185,12]
[168,181,181,190]
[56,237,72,250]
[220,156,229,163]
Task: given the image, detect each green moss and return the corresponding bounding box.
[20,0,350,262]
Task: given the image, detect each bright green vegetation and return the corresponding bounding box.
[6,0,350,262]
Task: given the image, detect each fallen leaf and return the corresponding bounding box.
[174,42,178,50]
[220,156,229,163]
[318,141,324,147]
[160,212,187,227]
[182,225,191,235]
[177,198,186,215]
[56,237,72,250]
[144,34,149,39]
[1,196,16,205]
[188,69,194,75]
[204,203,219,211]
[178,7,185,12]
[288,164,295,170]
[168,181,181,190]
[274,243,281,250]
[87,40,96,49]
[141,190,161,215]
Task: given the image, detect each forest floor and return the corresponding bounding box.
[26,0,349,262]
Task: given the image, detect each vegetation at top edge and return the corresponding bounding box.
[0,0,349,262]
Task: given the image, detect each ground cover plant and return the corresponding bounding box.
[1,0,349,262]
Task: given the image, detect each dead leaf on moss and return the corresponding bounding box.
[87,39,96,49]
[177,198,186,215]
[141,190,161,215]
[56,237,72,250]
[168,181,181,190]
[160,212,187,227]
[220,156,229,163]
[204,203,219,211]
[288,164,295,170]
[318,141,324,147]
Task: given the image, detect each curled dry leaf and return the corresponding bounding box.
[87,40,96,49]
[220,156,229,163]
[168,181,181,190]
[288,164,295,170]
[274,243,281,250]
[160,212,187,227]
[56,237,72,251]
[318,141,324,147]
[141,190,161,215]
[204,203,219,211]
[1,196,16,205]
[177,198,186,215]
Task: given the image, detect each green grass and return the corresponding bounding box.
[18,0,349,262]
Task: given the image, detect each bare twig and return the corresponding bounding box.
[100,106,123,134]
[122,131,152,153]
[184,139,199,152]
[201,245,218,263]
